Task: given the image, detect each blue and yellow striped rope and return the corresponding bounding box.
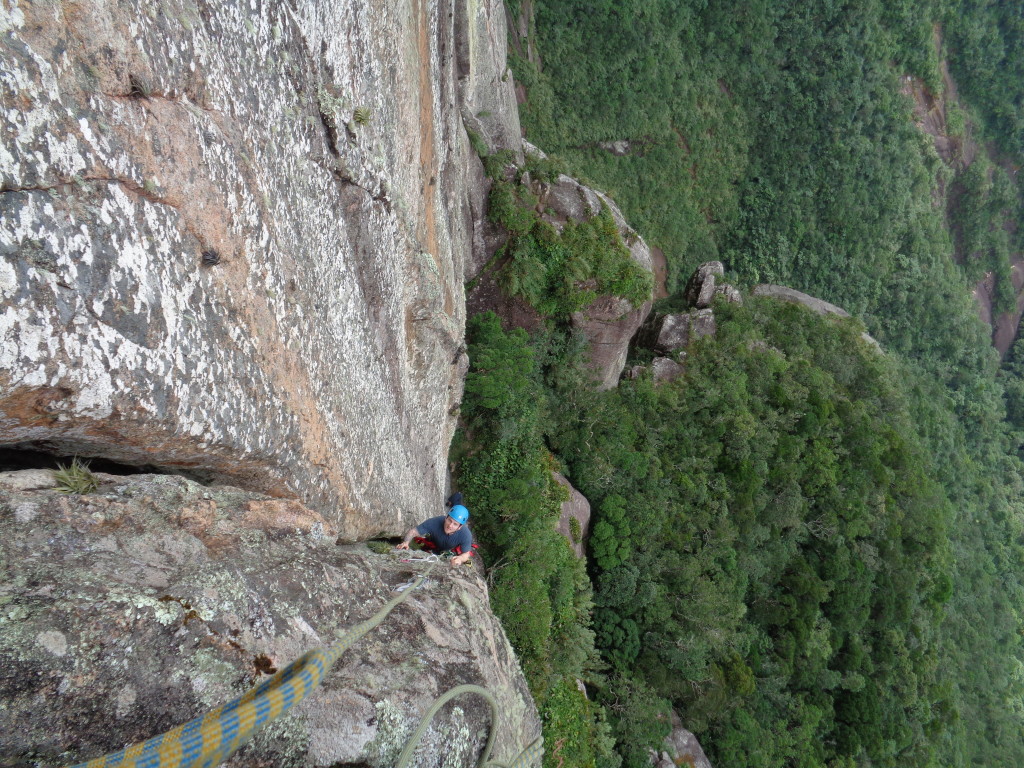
[67,568,432,768]
[65,559,543,768]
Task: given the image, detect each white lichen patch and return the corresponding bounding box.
[188,648,242,708]
[115,683,137,718]
[439,705,474,768]
[366,699,418,768]
[102,589,187,625]
[36,629,68,657]
[13,502,39,523]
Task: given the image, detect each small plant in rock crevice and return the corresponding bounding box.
[54,457,99,495]
[352,106,372,126]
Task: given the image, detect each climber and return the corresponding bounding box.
[395,494,475,567]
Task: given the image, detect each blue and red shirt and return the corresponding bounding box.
[416,515,473,554]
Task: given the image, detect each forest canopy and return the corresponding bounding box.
[454,1,1024,766]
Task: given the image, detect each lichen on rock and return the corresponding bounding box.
[0,0,522,542]
[0,472,540,766]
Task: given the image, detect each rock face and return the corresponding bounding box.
[650,356,686,383]
[683,261,724,308]
[467,166,654,390]
[0,0,520,541]
[663,711,714,768]
[552,472,590,558]
[0,472,540,766]
[649,309,717,355]
[751,284,853,317]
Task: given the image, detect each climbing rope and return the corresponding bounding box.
[62,554,541,768]
[395,685,544,768]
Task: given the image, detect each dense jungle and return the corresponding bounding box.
[455,1,1024,766]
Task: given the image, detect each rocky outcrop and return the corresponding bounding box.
[467,162,654,390]
[751,285,881,350]
[751,284,853,317]
[553,472,590,558]
[0,471,540,766]
[663,711,714,768]
[684,261,724,308]
[628,262,730,385]
[648,309,717,355]
[650,356,687,383]
[0,0,520,541]
[540,175,653,390]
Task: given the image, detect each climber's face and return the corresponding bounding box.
[444,516,463,535]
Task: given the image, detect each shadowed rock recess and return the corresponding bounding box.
[0,0,520,541]
[0,471,540,766]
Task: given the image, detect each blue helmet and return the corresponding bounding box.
[448,504,470,525]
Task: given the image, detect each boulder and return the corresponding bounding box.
[0,468,59,492]
[715,284,743,304]
[651,357,687,383]
[572,294,654,390]
[597,140,632,156]
[527,174,654,390]
[664,711,714,768]
[650,309,717,355]
[751,284,852,317]
[0,0,520,542]
[552,472,590,558]
[684,261,725,308]
[0,472,540,767]
[751,285,881,350]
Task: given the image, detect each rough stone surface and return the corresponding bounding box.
[552,472,589,558]
[572,292,653,390]
[714,283,742,304]
[459,0,525,284]
[0,472,540,767]
[689,309,717,341]
[0,467,58,491]
[684,261,724,308]
[0,0,519,541]
[664,711,714,768]
[654,314,692,352]
[650,309,717,355]
[651,356,686,383]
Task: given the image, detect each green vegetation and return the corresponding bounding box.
[453,313,617,768]
[944,0,1024,158]
[554,301,965,767]
[950,154,1018,314]
[54,457,99,495]
[352,106,372,126]
[451,1,1024,766]
[485,154,652,318]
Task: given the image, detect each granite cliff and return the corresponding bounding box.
[0,0,523,541]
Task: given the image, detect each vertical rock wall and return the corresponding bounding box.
[0,0,520,539]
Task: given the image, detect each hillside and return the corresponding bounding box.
[451,1,1024,766]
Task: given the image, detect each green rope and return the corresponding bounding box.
[394,684,543,768]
